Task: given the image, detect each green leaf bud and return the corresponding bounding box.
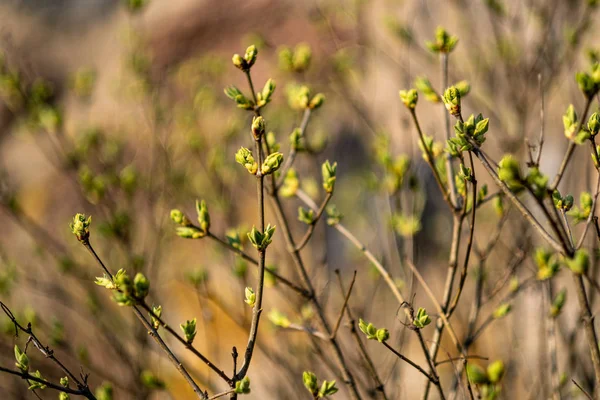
[232,54,247,71]
[588,112,600,136]
[70,213,92,242]
[318,380,338,397]
[466,364,489,384]
[170,209,187,225]
[550,288,567,318]
[399,89,418,109]
[235,147,258,174]
[309,93,325,109]
[566,249,589,275]
[376,328,390,343]
[303,371,318,395]
[244,45,258,68]
[487,360,505,383]
[326,205,343,225]
[576,71,598,98]
[244,287,256,307]
[292,43,312,72]
[563,104,579,140]
[442,86,461,116]
[175,226,205,239]
[252,116,266,140]
[235,376,251,394]
[141,370,165,390]
[268,309,291,328]
[261,152,284,175]
[454,80,470,97]
[493,303,511,319]
[150,305,162,329]
[133,272,150,299]
[322,160,337,193]
[413,307,431,328]
[426,26,459,53]
[195,200,210,233]
[280,169,299,197]
[298,207,315,225]
[414,77,439,102]
[358,318,378,340]
[14,345,29,372]
[180,318,197,344]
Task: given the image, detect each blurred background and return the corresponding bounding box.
[0,0,599,398]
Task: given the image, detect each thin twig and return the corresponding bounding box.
[0,366,96,399]
[549,97,593,191]
[277,108,312,188]
[381,341,436,383]
[335,270,388,399]
[331,270,357,339]
[535,73,545,166]
[82,241,207,398]
[572,379,593,400]
[296,192,333,251]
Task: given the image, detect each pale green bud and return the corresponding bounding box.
[414,76,440,102]
[14,345,29,372]
[180,318,197,344]
[150,305,162,329]
[326,205,342,225]
[413,307,431,328]
[292,43,312,72]
[308,93,325,109]
[232,54,247,70]
[426,26,459,53]
[235,147,258,174]
[576,71,598,98]
[133,273,150,299]
[175,226,205,239]
[235,377,251,394]
[224,85,253,110]
[259,78,276,107]
[375,328,390,343]
[358,319,378,340]
[268,309,291,328]
[261,152,284,175]
[322,160,337,193]
[141,370,166,390]
[487,360,505,383]
[70,213,92,241]
[566,249,589,275]
[454,80,470,97]
[252,116,266,139]
[466,364,489,384]
[244,45,258,67]
[280,168,299,197]
[550,288,567,318]
[318,380,338,397]
[298,207,315,225]
[303,371,318,395]
[442,86,461,116]
[497,155,523,190]
[588,112,600,136]
[563,104,578,140]
[170,209,186,225]
[195,200,210,233]
[247,224,276,250]
[399,89,418,109]
[493,303,511,319]
[245,287,256,307]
